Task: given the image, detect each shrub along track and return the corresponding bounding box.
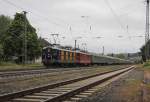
[0,66,134,102]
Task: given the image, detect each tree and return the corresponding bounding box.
[0,44,3,61]
[0,15,12,61]
[140,40,150,62]
[3,12,41,63]
[0,15,12,41]
[38,37,51,47]
[140,45,146,62]
[115,53,125,59]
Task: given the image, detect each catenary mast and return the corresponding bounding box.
[145,0,149,60]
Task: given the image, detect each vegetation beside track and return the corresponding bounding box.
[137,63,150,102]
[143,61,150,68]
[118,79,142,101]
[143,63,150,102]
[0,62,43,71]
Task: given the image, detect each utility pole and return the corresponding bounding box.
[127,25,131,40]
[74,37,82,51]
[145,0,149,61]
[75,40,77,50]
[102,46,104,55]
[23,11,27,64]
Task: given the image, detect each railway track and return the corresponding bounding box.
[0,66,134,102]
[0,67,95,78]
[0,65,128,79]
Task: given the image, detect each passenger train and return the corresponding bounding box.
[42,45,132,67]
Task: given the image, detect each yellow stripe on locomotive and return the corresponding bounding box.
[61,50,64,63]
[65,51,68,62]
[70,52,72,63]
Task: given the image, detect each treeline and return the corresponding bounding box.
[107,53,126,59]
[0,12,50,64]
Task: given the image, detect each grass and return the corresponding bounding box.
[143,61,150,68]
[139,62,150,102]
[0,62,44,71]
[119,79,142,102]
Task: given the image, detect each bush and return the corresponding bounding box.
[144,61,150,68]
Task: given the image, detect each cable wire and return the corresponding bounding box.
[2,0,67,28]
[104,0,127,32]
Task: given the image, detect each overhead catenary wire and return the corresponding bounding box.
[103,0,145,42]
[1,0,68,29]
[1,0,145,43]
[104,0,128,32]
[3,0,82,33]
[119,5,144,17]
[16,0,75,28]
[1,0,84,43]
[1,0,69,45]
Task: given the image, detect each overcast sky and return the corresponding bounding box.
[0,0,146,54]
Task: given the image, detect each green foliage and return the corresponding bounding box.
[0,15,12,42]
[143,61,150,68]
[115,53,125,59]
[140,45,146,62]
[39,37,51,47]
[0,44,3,60]
[144,62,150,67]
[0,15,12,61]
[3,12,41,63]
[140,40,150,62]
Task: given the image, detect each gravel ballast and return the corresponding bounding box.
[80,68,144,102]
[0,65,128,95]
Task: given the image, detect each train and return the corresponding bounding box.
[42,45,132,67]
